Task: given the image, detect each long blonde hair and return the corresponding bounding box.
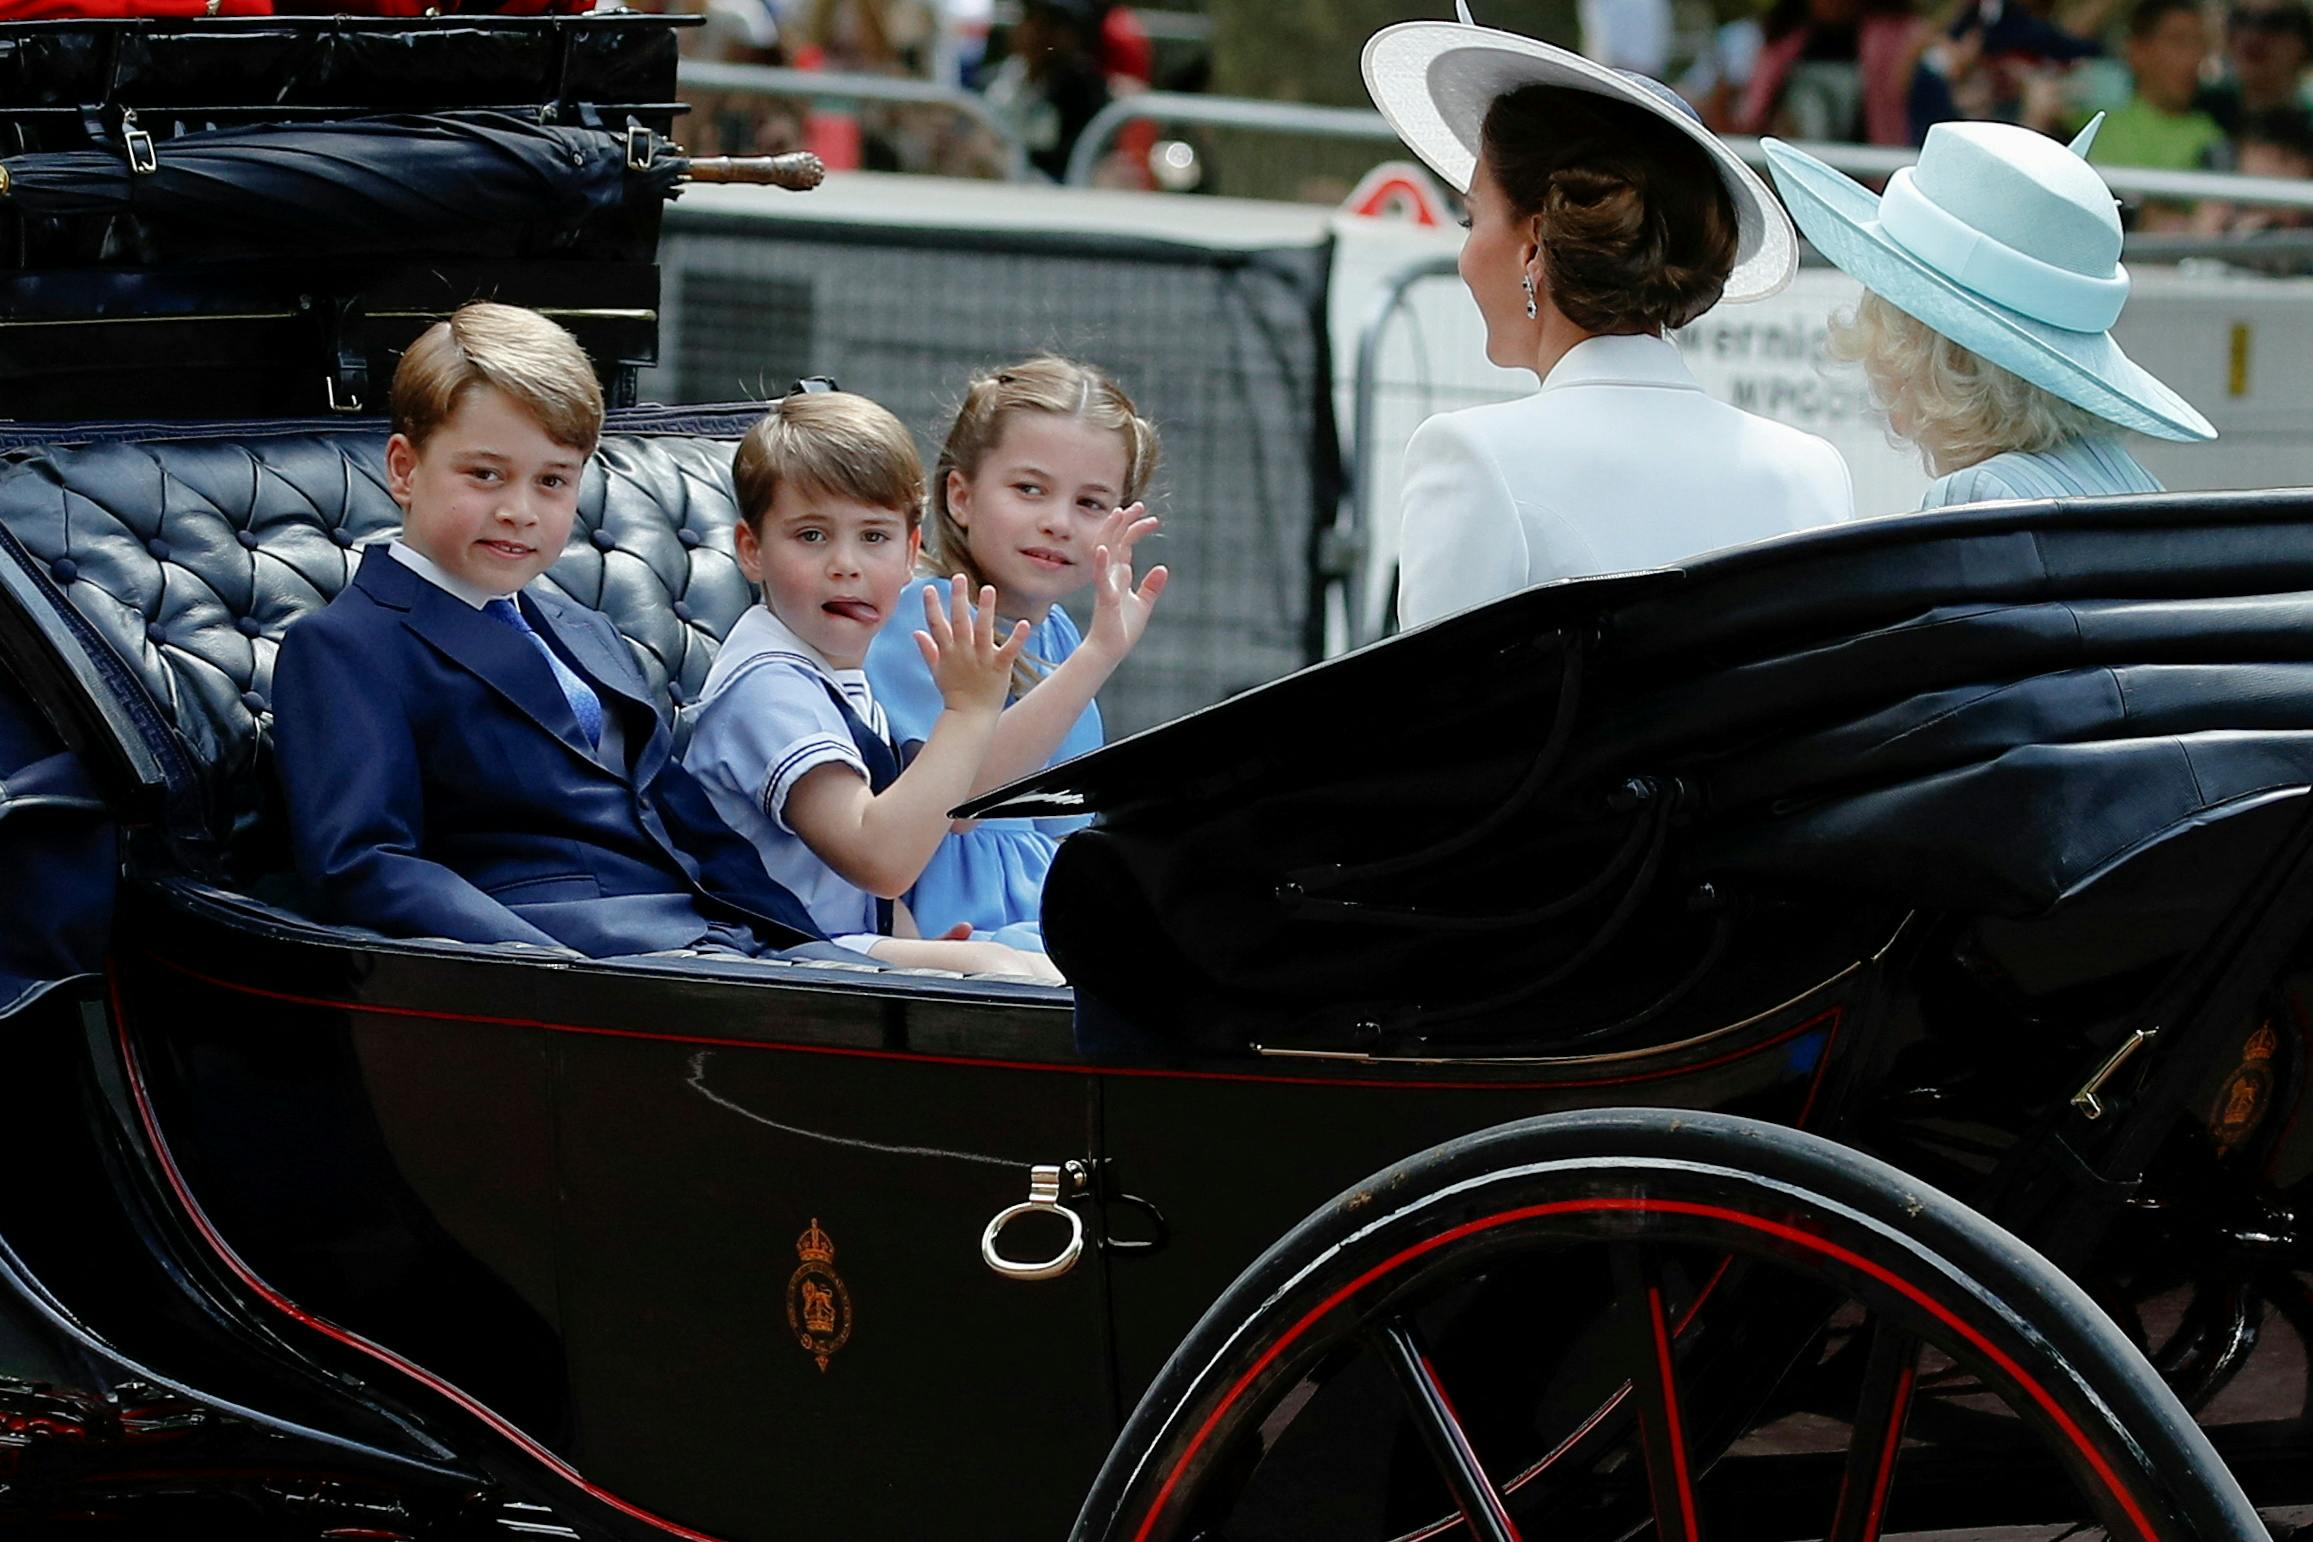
[925,357,1161,694]
[1827,291,2110,475]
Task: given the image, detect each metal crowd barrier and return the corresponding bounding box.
[676,66,2313,213]
[1063,92,2313,212]
[1062,93,1412,187]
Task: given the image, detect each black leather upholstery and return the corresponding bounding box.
[0,413,762,856]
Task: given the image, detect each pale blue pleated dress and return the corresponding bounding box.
[1917,435,2162,509]
[864,576,1102,946]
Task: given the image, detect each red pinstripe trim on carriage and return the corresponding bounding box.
[1417,1350,1525,1542]
[1128,1198,2160,1542]
[105,969,734,1542]
[1643,1284,1699,1542]
[135,952,1842,1095]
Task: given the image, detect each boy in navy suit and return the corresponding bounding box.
[272,302,847,960]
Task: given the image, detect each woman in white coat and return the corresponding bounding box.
[1365,10,1856,627]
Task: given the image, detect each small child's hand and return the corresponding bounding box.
[1094,501,1161,564]
[915,577,1030,719]
[953,940,1065,984]
[1085,502,1169,663]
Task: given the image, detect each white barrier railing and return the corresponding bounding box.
[676,59,1030,181]
[678,67,2313,213]
[1063,92,1399,187]
[1063,91,2313,213]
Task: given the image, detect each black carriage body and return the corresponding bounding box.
[0,409,1866,1541]
[0,29,2308,1518]
[2,396,2312,1537]
[75,882,1853,1540]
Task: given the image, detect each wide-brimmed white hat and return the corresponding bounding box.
[1361,3,1797,303]
[1764,120,2215,441]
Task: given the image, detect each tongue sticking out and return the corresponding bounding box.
[823,600,880,624]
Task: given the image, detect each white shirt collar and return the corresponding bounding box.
[721,604,880,715]
[384,538,636,770]
[385,538,508,610]
[1538,332,1705,395]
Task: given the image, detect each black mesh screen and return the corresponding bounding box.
[648,217,1338,737]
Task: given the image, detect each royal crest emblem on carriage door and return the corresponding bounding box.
[786,1219,853,1372]
[2211,1020,2281,1155]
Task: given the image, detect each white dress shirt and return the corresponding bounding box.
[382,539,629,773]
[1396,333,1856,628]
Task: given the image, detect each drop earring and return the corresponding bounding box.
[1522,272,1538,320]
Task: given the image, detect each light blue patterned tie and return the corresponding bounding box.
[483,597,604,749]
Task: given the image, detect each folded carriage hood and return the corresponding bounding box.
[0,524,148,1019]
[0,667,116,1018]
[970,491,2313,1045]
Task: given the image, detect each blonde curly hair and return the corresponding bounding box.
[1827,291,2111,475]
[925,356,1160,696]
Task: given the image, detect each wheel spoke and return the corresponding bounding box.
[1610,1246,1704,1542]
[1374,1315,1524,1542]
[1829,1317,1921,1542]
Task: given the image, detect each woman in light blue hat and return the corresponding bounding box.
[1764,119,2217,510]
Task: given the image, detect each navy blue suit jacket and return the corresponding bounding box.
[272,545,822,956]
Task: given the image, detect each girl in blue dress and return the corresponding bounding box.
[864,357,1166,944]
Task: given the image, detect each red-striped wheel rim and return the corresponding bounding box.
[1128,1194,2164,1542]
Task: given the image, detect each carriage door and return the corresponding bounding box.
[545,983,1113,1542]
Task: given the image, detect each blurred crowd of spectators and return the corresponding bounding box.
[666,0,2311,229]
[671,0,1171,185]
[1638,0,2313,230]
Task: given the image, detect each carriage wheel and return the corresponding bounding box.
[1075,1109,2265,1542]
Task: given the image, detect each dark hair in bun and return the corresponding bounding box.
[1480,84,1739,334]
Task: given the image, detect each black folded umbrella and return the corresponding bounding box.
[0,110,819,260]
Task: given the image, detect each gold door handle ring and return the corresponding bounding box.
[980,1164,1085,1282]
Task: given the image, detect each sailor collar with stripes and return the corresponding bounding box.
[713,604,889,743]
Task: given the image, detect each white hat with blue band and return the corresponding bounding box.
[1762,120,2215,442]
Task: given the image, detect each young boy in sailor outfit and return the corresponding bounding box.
[683,391,1061,981]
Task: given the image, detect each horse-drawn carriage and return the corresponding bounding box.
[0,10,2308,1542]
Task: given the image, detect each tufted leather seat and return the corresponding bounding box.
[0,407,767,868]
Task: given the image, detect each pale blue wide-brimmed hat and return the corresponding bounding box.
[1763,121,2215,441]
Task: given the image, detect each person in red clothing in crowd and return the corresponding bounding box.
[1097,2,1159,187]
[0,0,262,13]
[1101,2,1152,84]
[982,0,1113,180]
[0,0,587,13]
[1734,0,1930,145]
